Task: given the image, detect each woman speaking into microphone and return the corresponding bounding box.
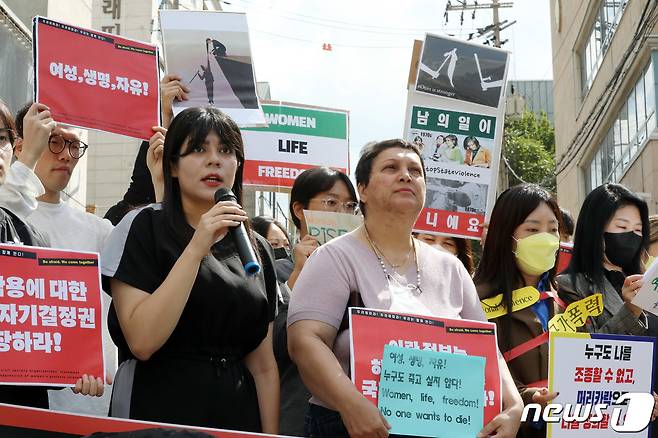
[101,107,279,432]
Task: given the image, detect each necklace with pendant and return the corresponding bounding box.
[364,225,422,296]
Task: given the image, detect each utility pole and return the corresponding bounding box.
[492,0,501,47]
[444,0,514,193]
[444,0,514,48]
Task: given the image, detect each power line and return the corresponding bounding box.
[253,13,444,36]
[225,0,497,45]
[445,0,514,47]
[229,0,454,33]
[251,29,412,49]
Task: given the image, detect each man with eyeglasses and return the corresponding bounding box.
[0,102,115,416]
[1,102,114,250]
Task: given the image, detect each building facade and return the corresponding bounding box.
[86,0,228,217]
[505,80,554,122]
[85,0,159,216]
[0,0,33,113]
[551,0,658,215]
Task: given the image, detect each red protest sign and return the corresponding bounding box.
[0,244,104,386]
[242,160,348,188]
[349,308,501,424]
[0,403,284,437]
[414,207,484,240]
[33,16,160,140]
[556,241,573,274]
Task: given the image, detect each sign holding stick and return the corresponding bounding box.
[33,16,160,140]
[0,244,105,386]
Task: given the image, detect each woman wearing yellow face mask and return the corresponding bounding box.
[474,184,564,438]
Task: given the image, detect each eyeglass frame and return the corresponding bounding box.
[48,134,89,159]
[0,128,16,152]
[309,197,360,214]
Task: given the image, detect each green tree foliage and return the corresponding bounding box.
[503,111,556,192]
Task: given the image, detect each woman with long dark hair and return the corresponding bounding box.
[474,184,564,437]
[556,184,658,426]
[251,216,290,261]
[557,183,650,334]
[101,107,279,431]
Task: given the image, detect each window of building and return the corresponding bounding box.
[586,61,656,192]
[581,1,628,94]
[0,8,33,112]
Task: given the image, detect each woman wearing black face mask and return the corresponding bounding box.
[557,183,650,333]
[251,216,291,265]
[557,184,658,428]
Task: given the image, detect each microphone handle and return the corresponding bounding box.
[231,223,261,275]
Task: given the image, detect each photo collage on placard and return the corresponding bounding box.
[407,106,497,216]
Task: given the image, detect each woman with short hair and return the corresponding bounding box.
[288,139,523,438]
[284,167,358,287]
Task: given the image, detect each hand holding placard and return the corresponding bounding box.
[303,210,362,245]
[378,344,485,438]
[19,103,56,170]
[160,74,189,128]
[632,258,658,315]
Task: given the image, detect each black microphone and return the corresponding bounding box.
[214,188,261,276]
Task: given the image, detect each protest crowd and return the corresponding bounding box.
[3,10,658,438]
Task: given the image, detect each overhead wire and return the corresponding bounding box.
[250,29,413,49]
[229,0,454,33]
